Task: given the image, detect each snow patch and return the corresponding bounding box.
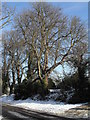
[0,116,3,119]
[0,94,15,103]
[0,94,83,116]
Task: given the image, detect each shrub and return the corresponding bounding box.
[57,73,78,91]
[48,78,56,89]
[14,80,49,100]
[56,72,90,103]
[68,82,90,104]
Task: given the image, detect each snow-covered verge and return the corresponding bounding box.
[47,89,75,102]
[0,94,85,117]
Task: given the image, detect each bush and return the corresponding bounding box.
[48,78,56,89]
[57,73,78,91]
[14,80,49,100]
[56,72,90,103]
[68,82,90,104]
[14,80,29,100]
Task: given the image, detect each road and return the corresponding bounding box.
[0,104,90,120]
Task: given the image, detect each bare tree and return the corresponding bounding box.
[2,34,10,94]
[2,30,25,94]
[0,3,15,29]
[14,3,87,89]
[1,3,15,94]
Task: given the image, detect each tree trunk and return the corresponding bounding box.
[16,65,21,84]
[27,54,32,80]
[10,63,15,94]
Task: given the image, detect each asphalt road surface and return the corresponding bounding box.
[0,104,90,120]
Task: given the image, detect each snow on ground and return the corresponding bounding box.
[0,94,84,116]
[0,116,3,119]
